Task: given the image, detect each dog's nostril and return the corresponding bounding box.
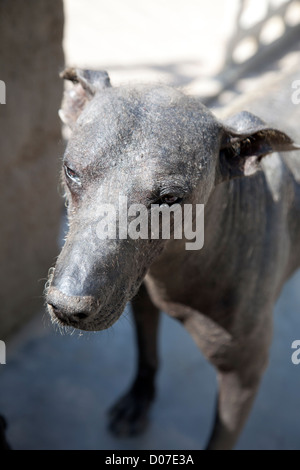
[48,302,68,322]
[75,312,89,320]
[48,302,60,314]
[48,301,90,322]
[46,287,98,324]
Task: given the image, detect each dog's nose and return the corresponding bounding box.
[46,286,99,324]
[48,303,89,323]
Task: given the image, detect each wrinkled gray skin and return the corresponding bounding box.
[46,68,300,450]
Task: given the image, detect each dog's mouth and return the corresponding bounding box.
[45,266,147,332]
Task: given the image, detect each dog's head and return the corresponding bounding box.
[46,68,297,331]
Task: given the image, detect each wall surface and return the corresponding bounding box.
[0,0,65,339]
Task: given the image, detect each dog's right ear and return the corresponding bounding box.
[59,68,111,128]
[216,111,299,182]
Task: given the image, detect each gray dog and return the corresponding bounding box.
[46,68,300,449]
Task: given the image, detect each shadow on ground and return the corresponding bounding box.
[0,269,300,450]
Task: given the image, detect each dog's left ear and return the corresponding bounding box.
[58,68,111,128]
[217,111,299,182]
[60,68,111,96]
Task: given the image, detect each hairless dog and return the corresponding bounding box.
[46,68,300,449]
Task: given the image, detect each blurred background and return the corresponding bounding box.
[0,0,300,450]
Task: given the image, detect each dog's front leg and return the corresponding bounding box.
[108,282,160,436]
[205,368,263,450]
[182,307,272,450]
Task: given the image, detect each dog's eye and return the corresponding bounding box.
[159,195,181,206]
[64,165,81,186]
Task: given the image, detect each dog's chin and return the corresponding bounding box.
[48,302,125,332]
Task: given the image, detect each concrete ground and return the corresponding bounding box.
[1,0,300,450]
[1,269,300,450]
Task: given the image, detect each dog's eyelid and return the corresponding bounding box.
[64,164,82,186]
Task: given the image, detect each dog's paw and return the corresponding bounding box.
[108,384,154,437]
[0,415,11,450]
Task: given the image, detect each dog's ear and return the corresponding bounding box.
[217,111,299,182]
[59,68,111,128]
